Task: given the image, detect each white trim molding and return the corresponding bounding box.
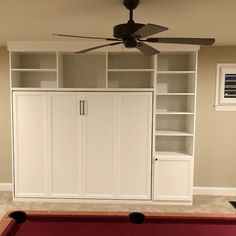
[194,186,236,196]
[7,41,199,52]
[2,184,236,197]
[0,183,13,191]
[214,104,236,111]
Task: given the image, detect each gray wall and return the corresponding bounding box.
[194,46,236,187]
[0,47,11,182]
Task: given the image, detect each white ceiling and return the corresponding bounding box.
[0,0,236,46]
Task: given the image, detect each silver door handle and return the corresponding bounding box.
[79,100,83,115]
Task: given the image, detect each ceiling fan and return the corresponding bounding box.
[53,0,215,56]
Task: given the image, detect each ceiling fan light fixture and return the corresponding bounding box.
[123,37,137,48]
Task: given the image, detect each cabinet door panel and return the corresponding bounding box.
[117,93,152,199]
[153,158,193,201]
[13,92,48,197]
[50,93,83,196]
[83,93,114,197]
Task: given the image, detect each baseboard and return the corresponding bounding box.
[194,186,236,196]
[0,183,13,191]
[1,184,236,196]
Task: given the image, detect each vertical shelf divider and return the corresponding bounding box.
[105,52,108,89]
[151,54,158,200]
[10,52,13,89]
[57,52,63,88]
[192,51,198,157]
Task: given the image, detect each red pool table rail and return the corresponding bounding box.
[1,210,236,236]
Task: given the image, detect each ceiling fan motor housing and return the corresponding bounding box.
[113,23,144,42]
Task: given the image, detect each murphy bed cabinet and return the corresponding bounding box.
[13,92,152,199]
[8,42,199,205]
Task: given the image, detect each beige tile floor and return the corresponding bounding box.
[0,191,236,219]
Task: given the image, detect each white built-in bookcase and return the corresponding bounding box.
[9,45,198,204]
[153,52,197,201]
[155,52,196,157]
[10,52,155,89]
[10,51,196,156]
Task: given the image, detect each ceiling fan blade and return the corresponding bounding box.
[145,37,215,45]
[136,42,160,56]
[132,24,168,39]
[53,33,120,41]
[76,42,123,53]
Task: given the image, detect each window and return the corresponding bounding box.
[215,64,236,111]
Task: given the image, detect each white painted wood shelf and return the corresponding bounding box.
[157,71,196,74]
[11,88,155,92]
[155,110,194,115]
[155,151,193,158]
[155,131,194,136]
[11,69,57,72]
[108,69,155,72]
[156,93,195,96]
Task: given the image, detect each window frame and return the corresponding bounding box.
[215,63,236,111]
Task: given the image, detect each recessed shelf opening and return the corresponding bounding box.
[11,52,57,69]
[11,71,57,88]
[108,52,154,69]
[157,52,196,71]
[156,114,194,134]
[108,71,154,88]
[155,136,193,156]
[156,95,194,113]
[60,52,107,88]
[157,73,195,94]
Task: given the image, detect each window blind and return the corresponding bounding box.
[224,74,236,98]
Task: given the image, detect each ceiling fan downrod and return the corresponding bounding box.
[124,0,139,23]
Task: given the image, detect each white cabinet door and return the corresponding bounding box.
[116,92,152,199]
[82,93,115,198]
[153,157,193,201]
[50,93,83,197]
[13,92,49,197]
[82,92,152,199]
